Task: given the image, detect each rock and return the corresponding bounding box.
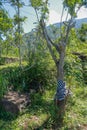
[0,99,19,115]
[0,91,31,115]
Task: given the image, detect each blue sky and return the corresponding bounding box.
[2,0,87,33]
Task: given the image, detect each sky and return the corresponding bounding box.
[2,0,87,33]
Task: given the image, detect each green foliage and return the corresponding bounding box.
[0,59,55,92]
[0,9,12,32]
[23,61,55,91]
[30,0,43,7]
[0,110,16,121]
[13,15,27,25]
[0,66,24,91]
[0,0,87,129]
[64,55,84,85]
[0,74,8,99]
[64,0,82,7]
[64,26,87,85]
[63,0,82,16]
[77,23,87,42]
[61,85,87,130]
[30,0,49,19]
[0,84,87,130]
[0,57,5,65]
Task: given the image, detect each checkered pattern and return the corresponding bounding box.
[55,80,67,101]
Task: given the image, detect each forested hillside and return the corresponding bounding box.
[0,0,87,130]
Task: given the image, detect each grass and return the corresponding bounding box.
[0,59,87,130]
[0,85,87,130]
[61,85,87,130]
[0,61,27,70]
[0,90,55,130]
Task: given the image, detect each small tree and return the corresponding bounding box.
[0,8,12,57]
[11,0,26,66]
[30,0,87,121]
[1,0,27,65]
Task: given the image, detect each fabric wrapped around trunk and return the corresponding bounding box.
[54,80,68,101]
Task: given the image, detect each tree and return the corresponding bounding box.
[10,0,26,66]
[1,0,27,65]
[72,23,87,84]
[0,8,12,57]
[30,0,87,122]
[0,9,12,33]
[78,23,87,42]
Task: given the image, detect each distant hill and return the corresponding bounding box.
[51,18,87,28]
[75,18,87,28]
[23,18,87,43]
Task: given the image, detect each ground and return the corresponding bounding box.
[0,87,87,130]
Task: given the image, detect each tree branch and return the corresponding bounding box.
[60,5,64,37]
[46,32,60,52]
[64,17,75,45]
[40,19,58,64]
[34,8,61,53]
[64,4,83,45]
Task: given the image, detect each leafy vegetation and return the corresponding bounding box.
[0,74,8,99]
[0,0,87,129]
[0,86,87,129]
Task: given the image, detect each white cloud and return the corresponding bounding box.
[48,10,61,24]
[77,6,87,19]
[47,7,87,25]
[47,9,70,25]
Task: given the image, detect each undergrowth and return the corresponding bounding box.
[0,85,87,130]
[0,58,87,130]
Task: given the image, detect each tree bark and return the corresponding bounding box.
[39,18,68,124]
[54,48,66,124]
[57,50,65,80]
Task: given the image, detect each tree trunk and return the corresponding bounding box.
[57,51,65,80]
[18,46,22,66]
[0,48,1,58]
[54,50,66,124]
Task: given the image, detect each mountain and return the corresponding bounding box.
[23,18,87,42]
[47,18,87,39]
[22,17,87,58]
[49,18,87,28]
[75,18,87,28]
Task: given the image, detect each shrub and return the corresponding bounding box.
[64,57,84,85]
[0,60,56,93]
[0,57,5,65]
[0,74,8,99]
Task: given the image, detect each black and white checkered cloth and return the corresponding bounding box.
[55,80,67,101]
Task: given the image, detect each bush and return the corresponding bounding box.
[0,74,8,99]
[64,57,84,85]
[0,57,5,65]
[0,60,56,93]
[23,61,55,92]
